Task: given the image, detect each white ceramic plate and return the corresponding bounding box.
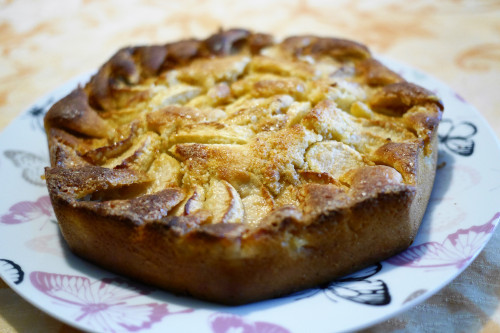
[1,59,499,333]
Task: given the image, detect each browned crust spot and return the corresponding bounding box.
[369,82,443,116]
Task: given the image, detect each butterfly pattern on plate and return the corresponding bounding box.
[30,271,193,333]
[0,195,54,226]
[208,313,291,333]
[25,234,64,258]
[386,212,500,269]
[0,259,24,285]
[290,263,391,306]
[3,150,48,187]
[24,98,54,132]
[438,119,477,157]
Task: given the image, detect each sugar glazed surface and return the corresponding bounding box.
[44,29,443,304]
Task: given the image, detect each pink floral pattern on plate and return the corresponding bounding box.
[30,271,193,333]
[387,212,500,269]
[1,195,53,226]
[209,313,291,333]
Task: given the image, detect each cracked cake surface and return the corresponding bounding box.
[44,28,443,304]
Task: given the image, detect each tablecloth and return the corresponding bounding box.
[1,1,499,332]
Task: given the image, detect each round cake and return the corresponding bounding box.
[44,28,443,304]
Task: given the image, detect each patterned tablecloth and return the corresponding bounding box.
[1,1,499,332]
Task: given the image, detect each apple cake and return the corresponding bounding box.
[44,28,443,304]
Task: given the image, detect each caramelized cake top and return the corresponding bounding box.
[44,29,443,231]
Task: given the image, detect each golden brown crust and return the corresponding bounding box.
[44,28,443,304]
[45,88,112,137]
[355,58,404,86]
[281,35,371,60]
[369,82,444,116]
